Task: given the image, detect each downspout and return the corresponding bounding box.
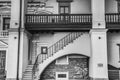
[16,0,22,79]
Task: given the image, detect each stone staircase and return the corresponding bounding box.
[22,65,33,80]
[32,32,84,80]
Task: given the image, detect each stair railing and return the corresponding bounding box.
[32,32,83,79]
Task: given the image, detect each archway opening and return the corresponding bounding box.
[40,54,89,80]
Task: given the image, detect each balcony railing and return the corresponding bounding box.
[26,14,92,24]
[105,13,120,29]
[105,13,120,23]
[25,13,120,29]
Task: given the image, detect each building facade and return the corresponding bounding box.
[0,0,120,80]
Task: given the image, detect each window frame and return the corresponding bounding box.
[3,17,10,30]
[59,2,70,14]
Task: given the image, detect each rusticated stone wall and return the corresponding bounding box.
[41,55,89,80]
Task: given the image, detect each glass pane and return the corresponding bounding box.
[5,19,10,24]
[60,7,64,14]
[58,74,66,78]
[3,18,10,30]
[65,7,69,14]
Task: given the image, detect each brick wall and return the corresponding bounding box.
[41,55,89,80]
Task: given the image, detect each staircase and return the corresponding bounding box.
[22,65,33,80]
[32,32,84,80]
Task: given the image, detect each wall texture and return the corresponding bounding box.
[105,0,118,13]
[27,0,91,14]
[71,0,91,14]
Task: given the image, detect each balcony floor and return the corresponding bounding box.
[25,23,92,31]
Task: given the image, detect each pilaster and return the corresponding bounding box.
[92,0,105,28]
[6,0,28,80]
[6,0,20,79]
[89,29,108,80]
[90,0,108,80]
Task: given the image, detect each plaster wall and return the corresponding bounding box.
[28,0,91,14]
[71,0,91,14]
[32,32,90,57]
[105,0,118,13]
[107,32,120,68]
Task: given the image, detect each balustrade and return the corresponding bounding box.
[26,14,92,24]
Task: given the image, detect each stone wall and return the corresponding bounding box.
[41,55,89,80]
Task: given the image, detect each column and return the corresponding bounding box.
[19,30,30,79]
[18,0,28,79]
[89,29,108,80]
[6,0,28,80]
[6,0,20,80]
[89,0,108,80]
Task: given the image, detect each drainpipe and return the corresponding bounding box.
[16,0,22,79]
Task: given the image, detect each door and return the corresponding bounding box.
[56,72,68,80]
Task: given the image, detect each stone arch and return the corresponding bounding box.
[39,53,90,80]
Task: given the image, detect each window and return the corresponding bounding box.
[59,2,70,14]
[56,72,68,80]
[41,46,48,54]
[60,6,70,14]
[58,74,66,78]
[3,17,10,30]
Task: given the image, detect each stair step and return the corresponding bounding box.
[22,65,33,80]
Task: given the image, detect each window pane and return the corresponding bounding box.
[60,7,64,14]
[58,74,66,78]
[3,18,10,30]
[65,7,69,14]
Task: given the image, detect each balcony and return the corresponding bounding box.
[25,14,92,31]
[25,13,120,30]
[105,13,120,29]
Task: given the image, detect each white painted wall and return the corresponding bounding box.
[33,32,69,47]
[28,0,91,14]
[10,0,20,28]
[92,0,105,28]
[32,32,90,57]
[71,0,91,14]
[46,0,58,14]
[32,32,69,55]
[107,32,120,68]
[105,0,118,13]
